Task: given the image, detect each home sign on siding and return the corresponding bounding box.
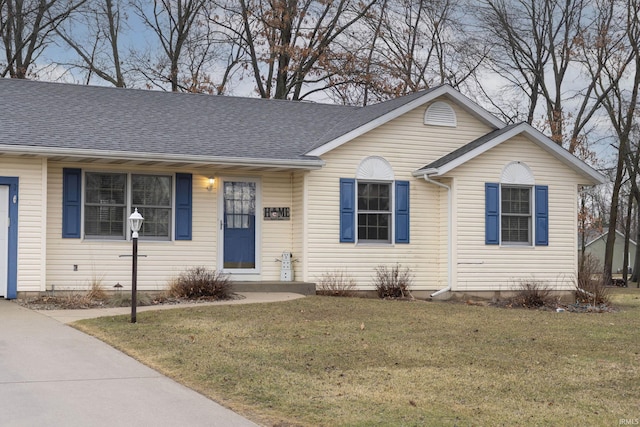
[264,207,290,220]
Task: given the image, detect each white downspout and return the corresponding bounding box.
[423,174,452,298]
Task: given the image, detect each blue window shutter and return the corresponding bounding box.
[395,180,410,243]
[175,173,192,240]
[340,178,355,243]
[62,168,82,238]
[535,185,549,246]
[485,183,499,245]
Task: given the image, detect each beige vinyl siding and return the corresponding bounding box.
[46,164,296,290]
[46,163,218,291]
[450,135,582,291]
[1,157,47,293]
[304,98,493,290]
[260,173,297,279]
[291,171,306,281]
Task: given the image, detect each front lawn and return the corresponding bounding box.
[74,290,640,426]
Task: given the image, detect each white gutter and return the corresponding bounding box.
[422,174,452,298]
[0,145,326,170]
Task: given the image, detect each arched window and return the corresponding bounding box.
[485,162,548,246]
[340,156,410,244]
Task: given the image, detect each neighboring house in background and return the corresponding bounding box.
[0,79,605,299]
[581,231,637,274]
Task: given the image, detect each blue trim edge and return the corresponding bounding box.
[485,183,499,245]
[395,181,410,243]
[535,185,549,246]
[175,173,193,240]
[0,177,18,299]
[62,168,82,238]
[339,178,355,243]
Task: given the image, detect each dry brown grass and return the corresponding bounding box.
[74,290,640,426]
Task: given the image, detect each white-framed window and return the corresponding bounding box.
[339,156,409,245]
[485,161,548,247]
[501,185,532,245]
[84,172,172,240]
[357,181,392,243]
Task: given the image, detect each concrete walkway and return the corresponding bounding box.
[36,292,306,324]
[0,293,305,426]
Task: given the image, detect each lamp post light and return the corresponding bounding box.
[129,208,144,323]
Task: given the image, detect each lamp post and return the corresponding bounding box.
[129,208,144,323]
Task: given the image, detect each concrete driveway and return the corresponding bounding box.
[0,300,263,427]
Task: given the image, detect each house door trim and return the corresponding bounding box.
[0,177,18,299]
[217,176,261,275]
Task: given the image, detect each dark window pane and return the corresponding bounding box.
[358,213,390,242]
[502,187,530,214]
[132,175,172,239]
[224,182,256,229]
[357,182,392,242]
[85,206,125,237]
[502,216,530,243]
[84,173,127,238]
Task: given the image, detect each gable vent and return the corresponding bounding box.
[501,161,535,185]
[424,101,457,127]
[356,156,395,180]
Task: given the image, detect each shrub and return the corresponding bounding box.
[576,254,609,305]
[373,264,413,299]
[167,266,232,300]
[316,270,357,297]
[510,280,555,308]
[86,276,108,301]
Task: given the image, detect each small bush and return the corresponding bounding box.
[510,280,555,308]
[373,264,413,299]
[316,270,357,297]
[576,254,610,305]
[167,266,232,300]
[86,277,108,301]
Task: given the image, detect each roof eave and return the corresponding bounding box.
[412,168,439,177]
[0,145,325,170]
[412,123,607,185]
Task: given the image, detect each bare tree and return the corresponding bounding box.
[1,0,86,78]
[328,0,484,105]
[55,0,126,86]
[475,0,609,155]
[214,0,377,100]
[593,0,640,285]
[130,0,209,92]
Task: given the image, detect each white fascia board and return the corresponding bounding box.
[411,168,438,177]
[306,85,506,157]
[0,145,325,170]
[523,126,607,185]
[440,90,506,129]
[426,124,528,177]
[421,123,607,185]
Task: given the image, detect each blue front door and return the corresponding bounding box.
[223,181,256,269]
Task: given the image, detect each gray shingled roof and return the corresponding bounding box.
[0,78,437,165]
[418,123,522,171]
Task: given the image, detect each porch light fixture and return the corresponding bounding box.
[129,208,144,323]
[207,177,215,191]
